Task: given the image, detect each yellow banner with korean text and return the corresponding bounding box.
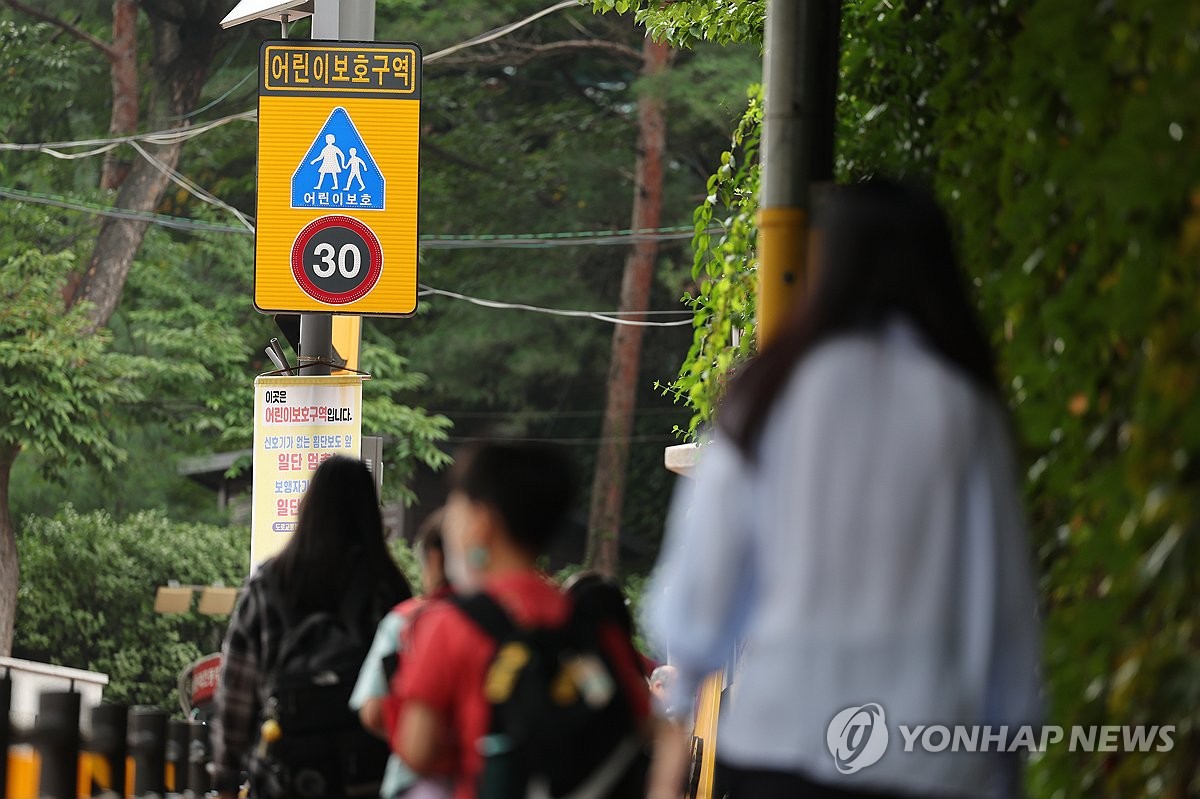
[251,375,364,568]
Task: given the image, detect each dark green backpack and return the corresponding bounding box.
[250,573,390,799]
[451,593,648,799]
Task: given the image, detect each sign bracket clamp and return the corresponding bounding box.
[258,359,372,378]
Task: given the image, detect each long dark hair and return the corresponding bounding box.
[720,179,1000,456]
[272,455,411,619]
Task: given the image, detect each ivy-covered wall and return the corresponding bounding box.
[595,1,1200,796]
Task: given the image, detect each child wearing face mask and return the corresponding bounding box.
[391,442,652,799]
[353,510,456,799]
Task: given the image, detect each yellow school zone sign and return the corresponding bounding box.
[255,41,421,315]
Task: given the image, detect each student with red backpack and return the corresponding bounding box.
[392,442,652,799]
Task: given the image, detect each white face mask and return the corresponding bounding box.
[443,494,481,593]
[442,542,478,593]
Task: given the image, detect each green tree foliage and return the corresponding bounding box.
[0,201,247,651]
[363,1,755,565]
[933,5,1200,796]
[589,0,763,48]
[358,339,453,506]
[13,507,248,710]
[387,534,423,591]
[0,8,453,661]
[0,19,97,150]
[0,3,758,580]
[664,87,760,439]
[0,241,141,476]
[606,0,1200,795]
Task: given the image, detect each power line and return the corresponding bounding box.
[174,66,257,121]
[0,185,249,234]
[170,30,254,120]
[437,407,685,419]
[420,228,697,248]
[0,0,583,154]
[446,434,679,447]
[0,186,698,328]
[417,285,694,327]
[0,1,604,234]
[0,184,706,248]
[425,0,579,64]
[0,110,257,156]
[128,140,254,232]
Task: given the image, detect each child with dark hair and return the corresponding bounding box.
[212,455,410,799]
[394,442,652,799]
[563,570,634,635]
[564,570,658,678]
[352,510,455,798]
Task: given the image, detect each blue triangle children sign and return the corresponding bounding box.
[292,107,385,211]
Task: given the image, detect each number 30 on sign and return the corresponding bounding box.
[290,215,384,305]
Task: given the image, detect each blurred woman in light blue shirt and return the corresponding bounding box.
[646,180,1041,799]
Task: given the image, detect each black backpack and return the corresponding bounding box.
[249,572,390,798]
[451,592,649,799]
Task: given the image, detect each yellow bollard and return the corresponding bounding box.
[79,750,117,798]
[691,673,724,799]
[78,752,91,799]
[7,744,39,799]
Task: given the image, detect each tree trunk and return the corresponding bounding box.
[0,1,226,651]
[0,444,21,656]
[71,2,223,332]
[74,150,180,329]
[585,38,671,576]
[100,0,140,190]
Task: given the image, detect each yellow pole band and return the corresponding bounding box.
[756,206,808,348]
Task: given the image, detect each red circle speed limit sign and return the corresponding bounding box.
[290,215,383,305]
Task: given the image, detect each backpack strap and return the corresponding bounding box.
[450,592,518,642]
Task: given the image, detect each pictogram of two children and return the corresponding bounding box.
[312,134,368,191]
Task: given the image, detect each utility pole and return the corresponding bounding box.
[757,0,841,346]
[221,2,376,376]
[300,1,376,375]
[685,8,844,799]
[664,0,842,478]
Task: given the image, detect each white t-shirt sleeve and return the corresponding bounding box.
[646,436,756,709]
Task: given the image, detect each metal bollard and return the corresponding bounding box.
[128,705,167,797]
[185,722,212,798]
[166,718,190,794]
[86,703,128,797]
[33,690,81,799]
[0,669,10,793]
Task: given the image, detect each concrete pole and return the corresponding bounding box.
[312,0,376,39]
[300,1,375,375]
[757,0,840,347]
